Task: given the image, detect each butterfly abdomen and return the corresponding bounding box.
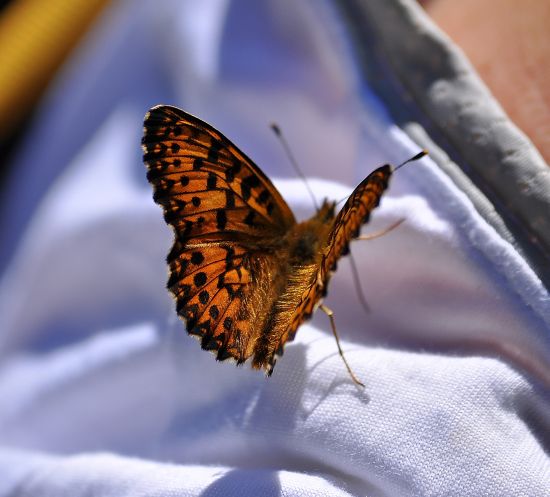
[251,261,319,370]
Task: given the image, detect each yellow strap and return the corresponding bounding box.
[0,0,112,138]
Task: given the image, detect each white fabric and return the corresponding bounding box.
[0,0,549,496]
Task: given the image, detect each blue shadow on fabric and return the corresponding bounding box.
[200,469,281,497]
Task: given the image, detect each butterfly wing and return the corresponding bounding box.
[322,165,392,276]
[142,105,296,364]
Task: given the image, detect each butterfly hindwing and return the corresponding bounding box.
[166,243,245,358]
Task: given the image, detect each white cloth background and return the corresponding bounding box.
[0,0,549,496]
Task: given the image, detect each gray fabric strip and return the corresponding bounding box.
[337,0,550,287]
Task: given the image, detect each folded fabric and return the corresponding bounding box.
[0,1,548,496]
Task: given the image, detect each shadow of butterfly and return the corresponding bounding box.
[142,105,426,386]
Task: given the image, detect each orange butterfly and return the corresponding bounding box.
[142,105,426,386]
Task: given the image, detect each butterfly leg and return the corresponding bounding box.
[349,219,405,316]
[356,218,405,241]
[319,304,365,388]
[350,218,406,314]
[349,253,371,314]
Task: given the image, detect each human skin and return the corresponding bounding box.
[422,0,550,165]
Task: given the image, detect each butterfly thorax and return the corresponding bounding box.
[286,200,336,265]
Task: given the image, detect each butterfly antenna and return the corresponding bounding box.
[271,123,319,211]
[336,195,348,207]
[349,251,370,314]
[394,149,428,171]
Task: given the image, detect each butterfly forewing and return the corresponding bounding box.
[142,105,296,363]
[322,166,392,277]
[143,105,295,240]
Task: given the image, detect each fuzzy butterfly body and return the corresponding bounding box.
[142,105,393,376]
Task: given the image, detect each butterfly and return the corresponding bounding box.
[142,105,426,386]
